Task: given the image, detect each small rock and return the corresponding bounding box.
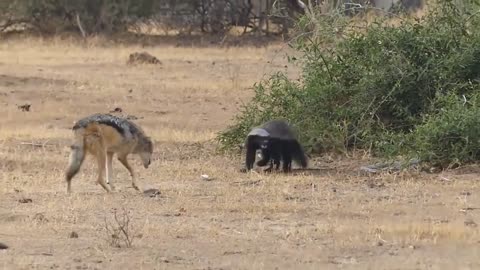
[376,241,384,246]
[460,191,472,196]
[32,213,48,223]
[174,208,186,217]
[393,211,406,216]
[18,198,32,203]
[201,174,213,181]
[154,110,168,115]
[159,257,170,263]
[143,188,161,198]
[127,52,162,65]
[126,115,141,120]
[109,107,122,113]
[465,220,478,227]
[408,245,417,250]
[69,231,79,238]
[17,104,31,112]
[460,207,476,213]
[0,242,8,249]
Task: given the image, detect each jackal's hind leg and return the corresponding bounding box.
[106,152,115,191]
[86,134,111,192]
[95,151,111,192]
[118,155,139,191]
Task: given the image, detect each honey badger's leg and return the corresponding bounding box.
[245,135,259,171]
[265,140,283,172]
[106,152,115,191]
[256,148,271,166]
[266,146,282,171]
[118,154,139,191]
[281,143,293,173]
[259,149,277,173]
[291,140,308,169]
[273,155,281,171]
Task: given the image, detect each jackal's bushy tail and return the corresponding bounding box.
[65,133,86,192]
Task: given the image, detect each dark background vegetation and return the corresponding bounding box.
[217,0,480,168]
[0,0,308,36]
[2,0,479,168]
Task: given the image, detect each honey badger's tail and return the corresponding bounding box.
[65,130,86,193]
[291,140,308,168]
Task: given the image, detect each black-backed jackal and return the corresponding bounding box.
[65,113,153,193]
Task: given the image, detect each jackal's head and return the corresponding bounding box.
[136,136,153,169]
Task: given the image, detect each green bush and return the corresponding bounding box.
[218,1,480,166]
[413,92,480,167]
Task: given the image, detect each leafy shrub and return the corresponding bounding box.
[218,1,480,166]
[413,91,480,167]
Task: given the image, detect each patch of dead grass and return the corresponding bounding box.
[1,37,480,269]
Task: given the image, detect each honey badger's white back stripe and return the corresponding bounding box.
[248,128,270,137]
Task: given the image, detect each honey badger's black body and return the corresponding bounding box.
[245,120,308,173]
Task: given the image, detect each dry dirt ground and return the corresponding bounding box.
[1,37,480,270]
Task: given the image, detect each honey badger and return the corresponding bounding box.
[244,119,308,173]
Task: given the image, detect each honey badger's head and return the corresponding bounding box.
[248,128,270,145]
[259,139,270,150]
[244,128,274,171]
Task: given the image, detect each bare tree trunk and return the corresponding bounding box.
[265,0,270,35]
[75,12,87,38]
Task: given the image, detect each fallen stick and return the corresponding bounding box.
[20,141,54,148]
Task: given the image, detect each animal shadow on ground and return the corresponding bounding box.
[287,167,339,176]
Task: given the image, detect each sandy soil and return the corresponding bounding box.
[0,37,479,270]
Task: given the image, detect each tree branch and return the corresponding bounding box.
[75,12,87,38]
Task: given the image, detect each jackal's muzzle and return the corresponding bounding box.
[139,151,152,169]
[144,159,151,169]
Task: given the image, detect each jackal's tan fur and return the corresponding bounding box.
[65,114,153,193]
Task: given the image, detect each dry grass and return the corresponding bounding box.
[0,36,480,269]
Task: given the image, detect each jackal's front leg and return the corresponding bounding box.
[118,155,140,191]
